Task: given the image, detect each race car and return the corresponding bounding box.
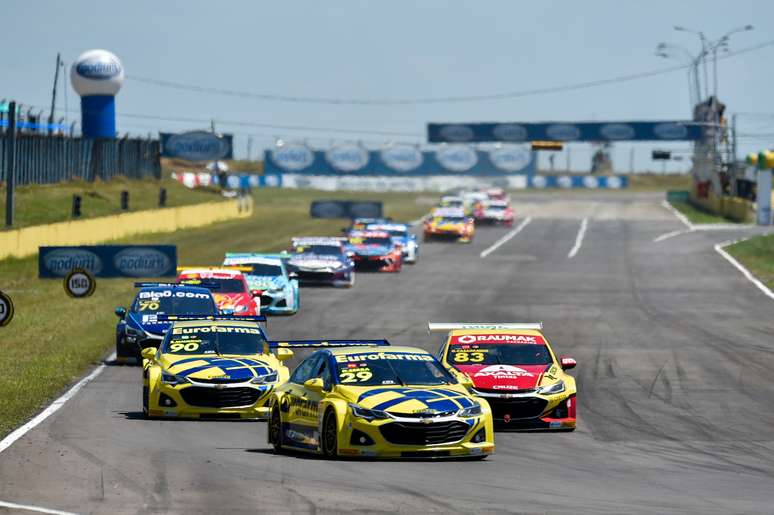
[438,195,465,211]
[268,342,494,459]
[141,316,293,419]
[114,283,219,362]
[461,191,489,212]
[286,237,355,287]
[485,187,509,201]
[431,322,577,430]
[177,268,260,316]
[222,254,299,316]
[348,217,392,232]
[346,230,403,272]
[423,208,475,243]
[473,199,515,227]
[365,222,419,264]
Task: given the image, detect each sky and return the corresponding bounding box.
[2,0,773,172]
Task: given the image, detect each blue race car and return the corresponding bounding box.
[114,283,218,363]
[222,253,300,316]
[286,237,355,287]
[364,222,419,264]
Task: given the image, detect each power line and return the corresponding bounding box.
[124,38,774,106]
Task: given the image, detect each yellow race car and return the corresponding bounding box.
[423,208,475,243]
[141,316,293,420]
[267,342,495,459]
[430,322,577,430]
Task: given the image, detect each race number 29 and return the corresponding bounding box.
[0,290,14,327]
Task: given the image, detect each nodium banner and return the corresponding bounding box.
[39,245,177,278]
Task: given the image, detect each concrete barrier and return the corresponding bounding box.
[689,188,752,223]
[0,199,252,260]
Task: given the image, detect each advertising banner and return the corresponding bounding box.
[39,245,177,278]
[529,175,628,189]
[160,131,234,161]
[428,121,703,143]
[265,143,535,176]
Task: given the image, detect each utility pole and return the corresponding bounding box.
[629,147,635,173]
[211,119,216,133]
[566,147,571,172]
[731,114,738,164]
[48,53,61,134]
[247,135,253,161]
[5,101,17,227]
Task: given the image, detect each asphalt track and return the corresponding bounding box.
[2,192,774,514]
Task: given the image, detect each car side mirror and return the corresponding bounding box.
[141,347,157,361]
[115,307,127,319]
[220,308,235,316]
[276,348,294,361]
[560,356,577,370]
[303,378,324,393]
[288,272,298,279]
[251,289,263,298]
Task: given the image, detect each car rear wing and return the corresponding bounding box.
[154,314,267,323]
[428,322,543,333]
[266,339,390,350]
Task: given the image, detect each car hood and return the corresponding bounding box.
[431,223,464,231]
[128,312,169,336]
[159,354,275,380]
[289,255,343,269]
[455,364,551,391]
[213,292,253,309]
[245,275,287,291]
[341,385,476,414]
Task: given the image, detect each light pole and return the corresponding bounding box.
[674,26,709,98]
[655,42,702,106]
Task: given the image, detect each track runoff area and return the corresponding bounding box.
[2,191,774,514]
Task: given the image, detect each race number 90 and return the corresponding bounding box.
[64,268,96,298]
[0,290,14,327]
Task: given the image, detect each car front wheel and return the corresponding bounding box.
[269,406,284,453]
[321,410,338,458]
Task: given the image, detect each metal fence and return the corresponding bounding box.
[0,133,161,186]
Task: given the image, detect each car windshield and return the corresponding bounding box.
[334,352,457,386]
[244,263,283,276]
[181,277,245,293]
[485,205,506,211]
[350,236,392,246]
[163,324,266,355]
[295,245,342,256]
[131,289,215,315]
[447,344,553,366]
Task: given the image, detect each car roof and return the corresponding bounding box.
[326,345,435,356]
[349,230,391,238]
[224,255,283,266]
[179,269,244,279]
[138,285,212,294]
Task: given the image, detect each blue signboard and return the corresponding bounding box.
[160,131,234,161]
[39,245,177,278]
[428,121,703,143]
[529,175,628,189]
[264,143,535,176]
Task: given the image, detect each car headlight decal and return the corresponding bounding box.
[458,403,482,418]
[537,380,565,395]
[349,403,389,421]
[161,371,190,385]
[251,371,278,384]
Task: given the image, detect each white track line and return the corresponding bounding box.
[567,218,588,259]
[661,199,693,229]
[0,500,80,515]
[715,239,774,301]
[653,229,692,243]
[480,217,532,258]
[0,352,114,455]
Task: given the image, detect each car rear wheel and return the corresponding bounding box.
[321,410,338,458]
[142,386,150,419]
[269,406,284,453]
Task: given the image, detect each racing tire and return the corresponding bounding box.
[142,386,150,419]
[321,410,338,459]
[269,406,284,453]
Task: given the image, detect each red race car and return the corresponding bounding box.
[177,268,261,315]
[346,230,403,272]
[473,199,515,227]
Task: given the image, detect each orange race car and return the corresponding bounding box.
[423,207,475,243]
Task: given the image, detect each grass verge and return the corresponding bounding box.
[0,176,219,230]
[0,189,428,438]
[669,200,734,225]
[725,234,774,290]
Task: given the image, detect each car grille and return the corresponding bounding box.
[489,398,548,420]
[297,271,335,281]
[260,294,273,306]
[379,421,470,445]
[180,387,260,408]
[189,377,247,384]
[475,387,538,395]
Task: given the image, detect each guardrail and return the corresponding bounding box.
[0,133,160,186]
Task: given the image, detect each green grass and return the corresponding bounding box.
[725,234,774,290]
[0,176,219,230]
[669,200,733,224]
[0,189,427,438]
[627,174,692,192]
